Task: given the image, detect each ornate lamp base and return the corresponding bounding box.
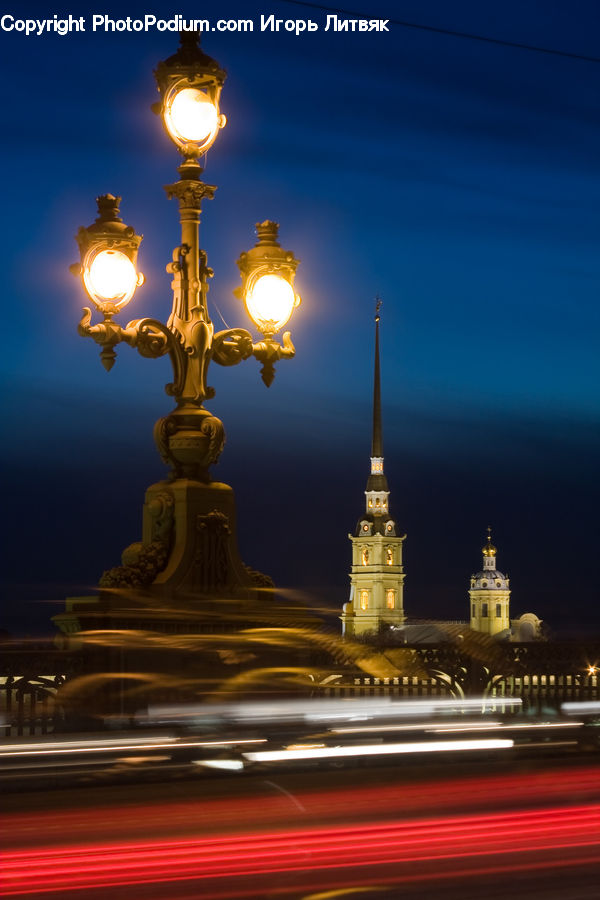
[141,478,270,593]
[53,478,273,637]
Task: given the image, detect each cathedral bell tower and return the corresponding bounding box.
[469,528,511,636]
[341,302,406,637]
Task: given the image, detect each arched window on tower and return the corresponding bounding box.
[496,603,502,617]
[482,603,488,618]
[361,548,369,566]
[360,590,369,610]
[386,547,394,566]
[386,589,395,609]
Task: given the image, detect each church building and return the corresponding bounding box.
[340,308,545,643]
[469,529,544,640]
[341,305,406,637]
[469,528,511,637]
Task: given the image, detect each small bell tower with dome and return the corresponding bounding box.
[469,528,511,636]
[341,301,406,637]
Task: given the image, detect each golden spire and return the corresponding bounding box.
[482,525,497,557]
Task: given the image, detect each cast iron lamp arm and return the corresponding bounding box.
[211,327,254,366]
[77,308,174,373]
[211,326,296,386]
[251,332,296,387]
[77,307,190,399]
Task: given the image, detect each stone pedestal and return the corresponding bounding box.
[53,477,273,638]
[143,478,264,593]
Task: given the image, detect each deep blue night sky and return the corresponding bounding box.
[1,1,599,636]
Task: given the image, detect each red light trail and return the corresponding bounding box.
[3,803,600,896]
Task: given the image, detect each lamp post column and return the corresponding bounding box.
[130,157,261,598]
[61,34,303,630]
[165,158,214,353]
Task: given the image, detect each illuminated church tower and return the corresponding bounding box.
[342,303,406,637]
[469,528,511,636]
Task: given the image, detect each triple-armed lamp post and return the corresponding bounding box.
[68,33,301,609]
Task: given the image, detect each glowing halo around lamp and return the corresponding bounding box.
[83,249,142,310]
[164,86,222,152]
[245,273,298,335]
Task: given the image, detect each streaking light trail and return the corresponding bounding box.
[243,737,514,762]
[3,804,600,896]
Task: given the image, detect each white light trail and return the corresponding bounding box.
[0,738,266,758]
[562,702,600,715]
[243,738,514,763]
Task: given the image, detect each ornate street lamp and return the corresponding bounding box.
[236,220,300,386]
[153,31,226,158]
[70,32,301,601]
[72,194,144,371]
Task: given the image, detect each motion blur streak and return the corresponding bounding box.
[144,696,522,725]
[243,738,514,761]
[562,702,600,714]
[0,737,265,758]
[4,804,600,895]
[331,720,502,734]
[2,737,176,752]
[431,721,583,732]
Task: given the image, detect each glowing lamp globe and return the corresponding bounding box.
[74,194,144,316]
[245,273,298,335]
[164,86,221,150]
[83,249,141,310]
[236,221,301,338]
[154,33,226,157]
